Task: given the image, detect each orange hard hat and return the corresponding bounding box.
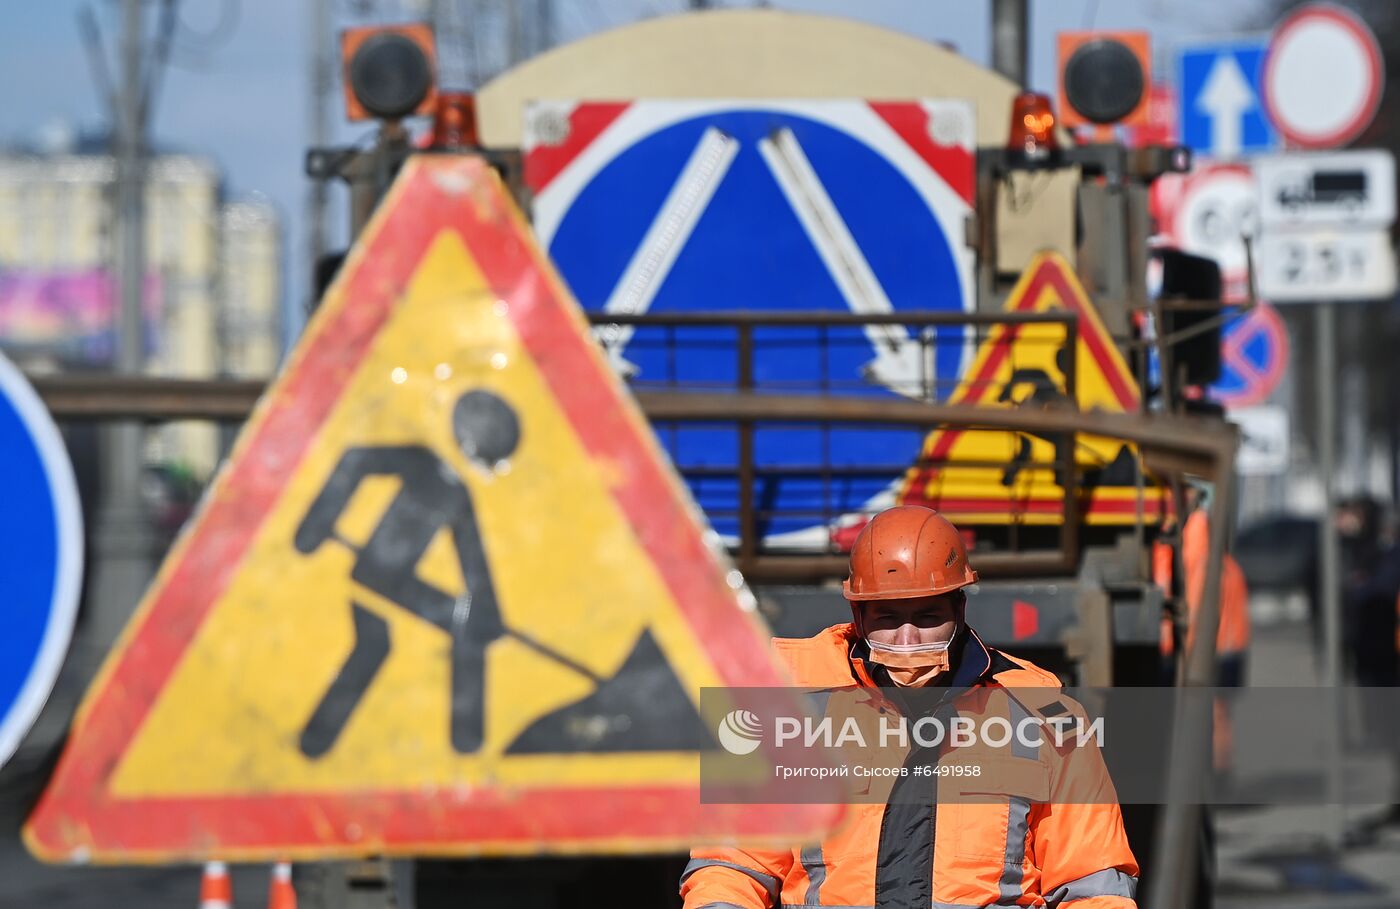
[843,506,978,601]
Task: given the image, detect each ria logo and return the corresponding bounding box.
[717,709,764,755]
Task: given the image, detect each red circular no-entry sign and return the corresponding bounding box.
[1263,3,1384,149]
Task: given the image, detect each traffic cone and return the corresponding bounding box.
[268,861,297,909]
[199,861,233,909]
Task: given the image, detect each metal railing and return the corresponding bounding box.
[585,311,1084,575]
[587,309,1079,397]
[29,310,1097,581]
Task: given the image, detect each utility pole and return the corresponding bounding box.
[991,0,1028,88]
[1340,307,1367,492]
[308,0,334,298]
[90,0,157,655]
[505,0,521,66]
[431,0,470,88]
[538,0,554,51]
[1316,301,1346,848]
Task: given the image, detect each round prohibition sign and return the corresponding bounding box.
[1212,304,1289,408]
[1263,4,1384,149]
[1167,164,1258,302]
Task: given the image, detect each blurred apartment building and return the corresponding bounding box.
[218,200,281,379]
[0,132,281,478]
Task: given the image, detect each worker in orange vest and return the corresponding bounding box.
[1154,507,1251,684]
[682,506,1139,909]
[1153,503,1249,778]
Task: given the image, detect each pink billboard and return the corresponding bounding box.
[0,270,162,364]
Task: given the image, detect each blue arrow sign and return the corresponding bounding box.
[533,103,974,543]
[0,352,82,768]
[1179,41,1278,157]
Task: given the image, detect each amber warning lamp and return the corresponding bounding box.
[429,92,480,150]
[1008,92,1059,165]
[341,23,437,122]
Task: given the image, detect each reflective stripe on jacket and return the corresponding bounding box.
[681,623,1139,909]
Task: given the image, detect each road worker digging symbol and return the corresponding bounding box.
[25,159,829,860]
[294,389,522,757]
[294,387,710,759]
[996,354,1136,492]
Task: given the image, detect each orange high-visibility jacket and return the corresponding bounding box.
[681,624,1139,909]
[1154,510,1251,657]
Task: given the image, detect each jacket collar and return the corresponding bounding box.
[950,625,997,688]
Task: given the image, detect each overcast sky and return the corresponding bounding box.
[3,0,1270,347]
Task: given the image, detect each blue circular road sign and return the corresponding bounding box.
[0,352,82,768]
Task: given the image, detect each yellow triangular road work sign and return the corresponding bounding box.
[26,156,836,862]
[900,252,1166,525]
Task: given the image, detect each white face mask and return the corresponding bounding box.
[865,626,958,686]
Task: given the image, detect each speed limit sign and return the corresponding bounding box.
[1164,164,1258,302]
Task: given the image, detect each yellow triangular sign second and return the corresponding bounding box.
[899,252,1166,525]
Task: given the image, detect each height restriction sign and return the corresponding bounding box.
[25,156,837,863]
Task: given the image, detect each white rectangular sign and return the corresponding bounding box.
[1255,230,1397,301]
[1229,406,1289,475]
[1256,151,1396,229]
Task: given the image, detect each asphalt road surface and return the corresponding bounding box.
[1,602,1396,908]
